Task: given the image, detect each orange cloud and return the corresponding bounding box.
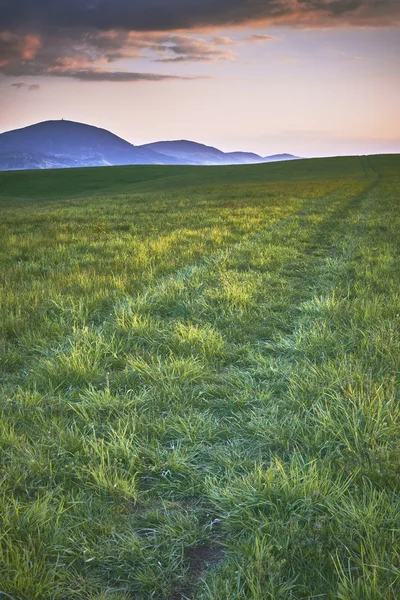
[0,31,41,66]
[20,35,41,60]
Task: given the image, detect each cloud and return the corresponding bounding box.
[5,53,200,81]
[51,70,195,82]
[1,31,203,81]
[0,0,398,33]
[11,81,40,90]
[245,34,278,43]
[212,36,237,45]
[0,1,397,82]
[0,31,41,66]
[154,34,236,62]
[0,30,236,78]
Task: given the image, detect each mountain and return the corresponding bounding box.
[140,140,235,165]
[0,120,185,171]
[140,140,299,166]
[0,120,299,171]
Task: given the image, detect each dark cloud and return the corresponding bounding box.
[0,0,398,33]
[0,0,397,82]
[1,29,204,80]
[4,52,200,81]
[0,30,235,78]
[11,81,40,89]
[0,31,41,67]
[53,70,194,82]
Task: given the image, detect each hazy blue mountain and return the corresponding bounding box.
[140,140,231,165]
[225,151,268,164]
[140,140,299,165]
[0,120,185,171]
[0,120,299,171]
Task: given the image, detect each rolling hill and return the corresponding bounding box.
[0,120,299,171]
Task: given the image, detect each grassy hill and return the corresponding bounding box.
[1,155,399,599]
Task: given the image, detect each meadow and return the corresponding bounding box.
[0,155,399,599]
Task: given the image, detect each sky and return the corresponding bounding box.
[0,0,399,157]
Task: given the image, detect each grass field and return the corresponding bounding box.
[1,155,400,599]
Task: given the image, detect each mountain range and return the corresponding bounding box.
[0,120,299,171]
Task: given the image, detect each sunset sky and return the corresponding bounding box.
[0,1,399,157]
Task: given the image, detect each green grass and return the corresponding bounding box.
[0,154,399,599]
